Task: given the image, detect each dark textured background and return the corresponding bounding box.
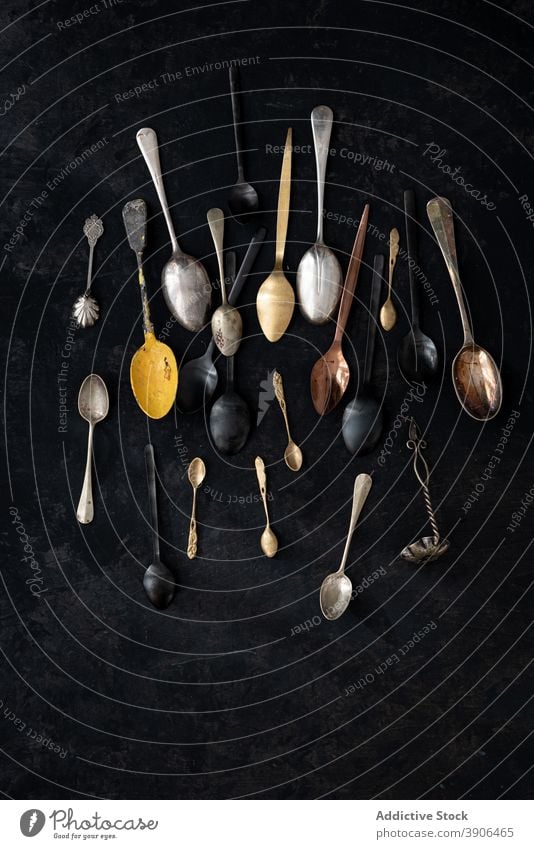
[1,0,533,800]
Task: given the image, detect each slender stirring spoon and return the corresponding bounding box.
[380,228,399,331]
[273,370,303,471]
[143,444,175,609]
[228,66,259,223]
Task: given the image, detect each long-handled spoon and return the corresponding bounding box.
[256,128,294,342]
[176,227,266,413]
[380,227,399,331]
[187,457,206,559]
[319,473,372,620]
[272,370,303,471]
[136,127,211,332]
[297,106,343,324]
[208,208,243,356]
[228,66,259,223]
[76,374,109,524]
[342,254,385,455]
[123,199,178,419]
[397,190,439,384]
[72,214,104,328]
[254,456,278,557]
[310,203,369,415]
[427,196,502,420]
[143,444,175,609]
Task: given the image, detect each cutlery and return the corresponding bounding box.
[208,207,243,356]
[187,458,206,559]
[143,444,175,609]
[254,456,278,557]
[380,227,399,330]
[72,214,103,328]
[272,370,303,471]
[228,66,259,223]
[76,374,109,524]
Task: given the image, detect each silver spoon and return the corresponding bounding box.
[297,106,343,324]
[72,214,104,328]
[208,208,242,357]
[76,374,109,524]
[320,473,372,620]
[143,444,175,609]
[136,127,211,333]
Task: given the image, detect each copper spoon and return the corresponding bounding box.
[310,203,369,415]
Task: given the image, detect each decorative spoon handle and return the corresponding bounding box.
[311,105,333,244]
[334,204,369,344]
[207,208,227,303]
[338,473,372,574]
[229,66,245,182]
[254,456,270,527]
[136,128,179,254]
[122,199,154,337]
[76,423,94,524]
[407,419,441,544]
[187,488,198,559]
[274,128,292,271]
[272,370,291,440]
[403,190,420,327]
[145,443,161,563]
[83,214,103,296]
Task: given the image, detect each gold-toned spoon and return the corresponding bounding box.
[187,458,206,559]
[254,457,278,557]
[380,227,399,331]
[273,370,303,471]
[208,208,243,357]
[427,196,502,420]
[256,128,294,342]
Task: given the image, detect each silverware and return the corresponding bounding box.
[72,215,104,328]
[228,66,259,223]
[297,106,343,324]
[273,370,302,471]
[255,457,278,557]
[136,127,211,332]
[320,473,372,620]
[401,419,450,563]
[76,374,109,524]
[380,227,399,330]
[187,458,206,559]
[143,444,175,608]
[427,196,502,420]
[208,208,242,357]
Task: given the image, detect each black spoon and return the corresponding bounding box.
[227,66,259,224]
[342,254,385,455]
[176,226,266,413]
[143,444,175,609]
[397,189,439,385]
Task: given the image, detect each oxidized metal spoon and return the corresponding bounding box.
[401,419,450,563]
[310,203,369,415]
[397,190,439,384]
[76,374,109,524]
[72,214,104,328]
[380,227,399,331]
[187,457,206,559]
[136,127,211,332]
[256,128,295,342]
[228,66,259,223]
[427,196,502,420]
[320,473,372,620]
[297,106,343,324]
[122,199,178,419]
[208,208,242,356]
[272,370,303,471]
[255,456,278,557]
[143,444,175,609]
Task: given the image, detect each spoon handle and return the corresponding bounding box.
[427,196,473,346]
[145,443,161,563]
[122,199,154,337]
[311,105,333,245]
[274,128,292,271]
[363,255,384,387]
[338,473,372,574]
[187,487,198,559]
[403,190,421,328]
[254,456,271,527]
[334,203,369,344]
[136,128,179,254]
[228,226,266,307]
[76,423,95,524]
[83,215,103,295]
[207,208,227,303]
[272,370,291,441]
[229,67,246,182]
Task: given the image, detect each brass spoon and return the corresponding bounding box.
[256,128,294,342]
[123,199,178,419]
[427,197,502,420]
[187,458,206,559]
[380,227,399,331]
[310,203,369,415]
[208,208,243,357]
[272,370,303,471]
[254,457,278,557]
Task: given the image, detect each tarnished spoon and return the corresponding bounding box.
[143,444,175,609]
[272,370,303,471]
[380,227,399,331]
[76,374,109,524]
[72,214,104,328]
[427,196,502,420]
[208,207,242,356]
[187,457,206,559]
[228,66,259,223]
[255,456,278,557]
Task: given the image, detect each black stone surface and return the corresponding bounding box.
[1,0,533,800]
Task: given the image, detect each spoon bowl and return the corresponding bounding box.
[143,562,175,610]
[210,388,251,455]
[452,343,502,420]
[397,328,438,385]
[320,572,353,620]
[342,395,383,455]
[297,243,343,324]
[260,526,278,558]
[211,302,242,357]
[228,181,259,223]
[284,441,303,472]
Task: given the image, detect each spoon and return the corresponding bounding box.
[122,199,178,419]
[397,190,439,385]
[272,370,303,471]
[254,456,278,557]
[427,196,503,420]
[176,227,266,413]
[143,444,175,609]
[208,208,243,356]
[136,127,211,332]
[187,457,206,559]
[297,106,343,324]
[256,128,295,342]
[228,66,259,223]
[76,374,109,524]
[380,227,399,331]
[319,472,372,620]
[72,214,104,328]
[310,203,369,415]
[342,254,385,455]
